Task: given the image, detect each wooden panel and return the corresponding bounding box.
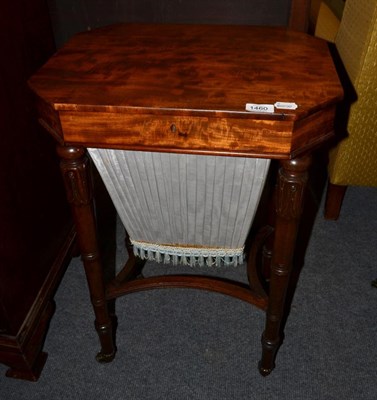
[59,111,293,157]
[291,105,337,157]
[289,0,310,32]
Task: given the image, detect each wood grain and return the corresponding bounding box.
[29,24,343,158]
[59,111,294,157]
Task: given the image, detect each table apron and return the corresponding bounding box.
[59,112,294,157]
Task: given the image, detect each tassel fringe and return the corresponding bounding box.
[131,239,245,267]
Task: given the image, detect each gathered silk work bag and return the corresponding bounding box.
[88,149,270,267]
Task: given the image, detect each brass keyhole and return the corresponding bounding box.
[170,124,188,137]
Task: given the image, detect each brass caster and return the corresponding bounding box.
[258,361,275,377]
[95,349,116,364]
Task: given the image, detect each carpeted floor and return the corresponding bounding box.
[1,186,376,399]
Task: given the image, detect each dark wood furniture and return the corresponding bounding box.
[0,1,75,381]
[29,23,343,376]
[324,183,348,220]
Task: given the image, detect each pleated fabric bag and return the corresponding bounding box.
[88,149,270,267]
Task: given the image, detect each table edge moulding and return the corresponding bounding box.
[28,23,343,376]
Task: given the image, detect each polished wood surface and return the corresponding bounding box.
[30,24,342,158]
[29,23,343,376]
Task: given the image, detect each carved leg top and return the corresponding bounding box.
[57,146,93,206]
[276,155,312,220]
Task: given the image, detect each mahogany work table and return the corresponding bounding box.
[29,24,343,376]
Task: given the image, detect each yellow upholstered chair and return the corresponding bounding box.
[311,0,341,42]
[315,0,377,219]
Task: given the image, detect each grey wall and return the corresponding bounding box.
[47,0,292,48]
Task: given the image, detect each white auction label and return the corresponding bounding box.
[245,103,275,113]
[274,102,298,110]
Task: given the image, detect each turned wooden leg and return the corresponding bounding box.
[259,155,311,376]
[324,182,347,220]
[57,146,116,363]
